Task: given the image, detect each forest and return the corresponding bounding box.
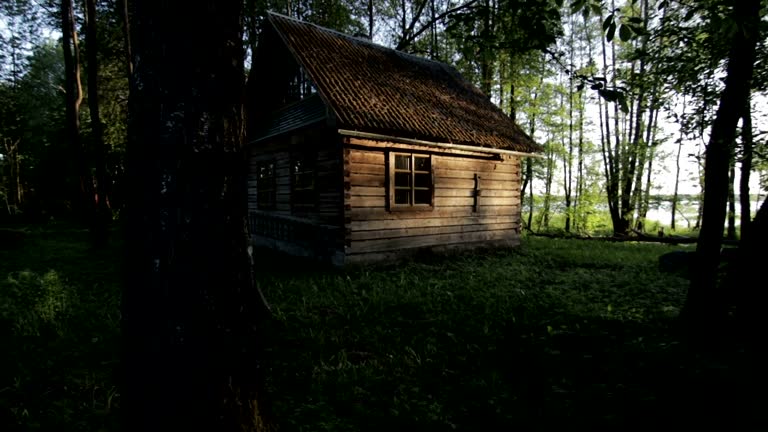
[2,0,767,237]
[1,0,767,430]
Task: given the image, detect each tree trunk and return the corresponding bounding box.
[61,0,90,219]
[684,0,761,337]
[576,87,584,232]
[368,0,374,39]
[598,9,621,235]
[2,138,21,212]
[527,158,534,230]
[740,96,753,239]
[727,159,737,240]
[671,123,685,231]
[121,0,133,77]
[123,0,272,430]
[522,82,539,231]
[540,139,554,230]
[86,0,111,248]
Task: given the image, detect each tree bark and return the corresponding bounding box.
[85,0,111,247]
[727,158,737,240]
[61,0,90,219]
[368,0,374,39]
[120,0,133,77]
[684,0,761,337]
[123,0,272,430]
[739,96,753,239]
[671,121,684,231]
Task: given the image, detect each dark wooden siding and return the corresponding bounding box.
[247,129,344,263]
[343,137,522,263]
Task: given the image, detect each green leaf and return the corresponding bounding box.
[627,16,643,24]
[590,2,602,16]
[631,24,648,36]
[606,22,616,42]
[617,93,629,113]
[619,98,629,113]
[602,14,613,31]
[598,88,618,102]
[570,0,585,12]
[619,24,632,41]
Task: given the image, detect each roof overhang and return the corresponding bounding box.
[338,129,544,158]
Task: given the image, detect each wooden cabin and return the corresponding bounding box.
[245,13,542,265]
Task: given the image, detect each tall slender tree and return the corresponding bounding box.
[61,0,90,217]
[739,96,753,239]
[685,0,762,334]
[85,0,111,246]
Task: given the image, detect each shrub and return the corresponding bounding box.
[0,270,76,336]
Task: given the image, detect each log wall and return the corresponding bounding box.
[247,130,344,263]
[343,137,522,263]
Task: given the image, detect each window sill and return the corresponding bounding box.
[388,205,434,213]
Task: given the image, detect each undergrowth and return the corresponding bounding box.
[1,226,761,431]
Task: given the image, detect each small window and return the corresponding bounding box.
[256,161,276,209]
[391,153,433,208]
[283,67,317,104]
[291,156,316,211]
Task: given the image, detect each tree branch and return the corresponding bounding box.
[396,0,479,50]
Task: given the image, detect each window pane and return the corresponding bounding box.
[395,155,410,170]
[414,189,431,204]
[395,189,411,204]
[414,173,431,188]
[394,172,411,187]
[414,156,430,171]
[294,174,311,189]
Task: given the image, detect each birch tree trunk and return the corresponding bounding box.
[123,0,272,430]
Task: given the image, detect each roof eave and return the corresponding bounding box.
[338,129,544,158]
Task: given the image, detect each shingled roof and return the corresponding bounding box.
[265,13,542,154]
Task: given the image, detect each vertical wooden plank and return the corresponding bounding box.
[343,146,352,248]
[385,149,391,212]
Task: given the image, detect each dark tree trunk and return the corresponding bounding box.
[368,0,374,39]
[671,127,684,231]
[727,159,737,240]
[597,9,621,235]
[85,0,110,248]
[740,97,753,239]
[731,197,768,346]
[123,0,272,430]
[61,0,90,218]
[120,0,133,77]
[684,0,761,336]
[527,159,534,230]
[2,138,21,210]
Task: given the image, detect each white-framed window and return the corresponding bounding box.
[390,153,433,208]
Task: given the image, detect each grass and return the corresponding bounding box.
[1,225,762,430]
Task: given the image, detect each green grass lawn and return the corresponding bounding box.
[0,226,762,430]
